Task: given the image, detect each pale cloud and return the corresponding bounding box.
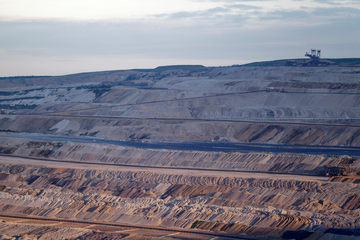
[259,6,360,24]
[0,0,223,21]
[0,0,359,76]
[1,0,358,23]
[156,7,230,20]
[225,4,263,10]
[1,0,352,22]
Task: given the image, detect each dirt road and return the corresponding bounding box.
[0,155,329,181]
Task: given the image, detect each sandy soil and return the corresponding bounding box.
[0,217,207,240]
[0,161,359,239]
[1,66,360,146]
[1,65,359,239]
[0,155,330,181]
[1,138,345,176]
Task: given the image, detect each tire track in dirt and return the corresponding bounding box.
[0,214,273,240]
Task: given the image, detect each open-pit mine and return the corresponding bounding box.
[0,61,360,240]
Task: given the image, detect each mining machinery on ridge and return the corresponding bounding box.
[303,49,329,66]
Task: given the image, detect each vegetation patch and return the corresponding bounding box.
[0,96,44,102]
[191,220,204,228]
[75,84,113,90]
[75,84,112,98]
[0,104,39,109]
[117,81,148,87]
[26,141,63,148]
[0,91,17,96]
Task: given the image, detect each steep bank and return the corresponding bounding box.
[0,138,349,175]
[0,162,359,238]
[2,115,360,146]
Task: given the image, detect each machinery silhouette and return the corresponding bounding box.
[305,49,321,62]
[303,49,329,66]
[285,49,330,66]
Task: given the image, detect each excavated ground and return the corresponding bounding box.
[0,217,190,240]
[2,114,360,146]
[1,65,360,239]
[1,66,360,145]
[0,137,351,176]
[0,161,359,239]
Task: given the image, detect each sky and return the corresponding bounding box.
[0,0,360,76]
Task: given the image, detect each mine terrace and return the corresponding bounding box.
[1,59,360,240]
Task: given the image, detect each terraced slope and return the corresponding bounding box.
[0,162,359,238]
[1,65,360,146]
[1,64,360,239]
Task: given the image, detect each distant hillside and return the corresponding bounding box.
[240,58,360,67]
[0,65,212,89]
[1,60,360,88]
[132,65,209,72]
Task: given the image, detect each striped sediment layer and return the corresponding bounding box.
[11,141,339,175]
[0,162,359,238]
